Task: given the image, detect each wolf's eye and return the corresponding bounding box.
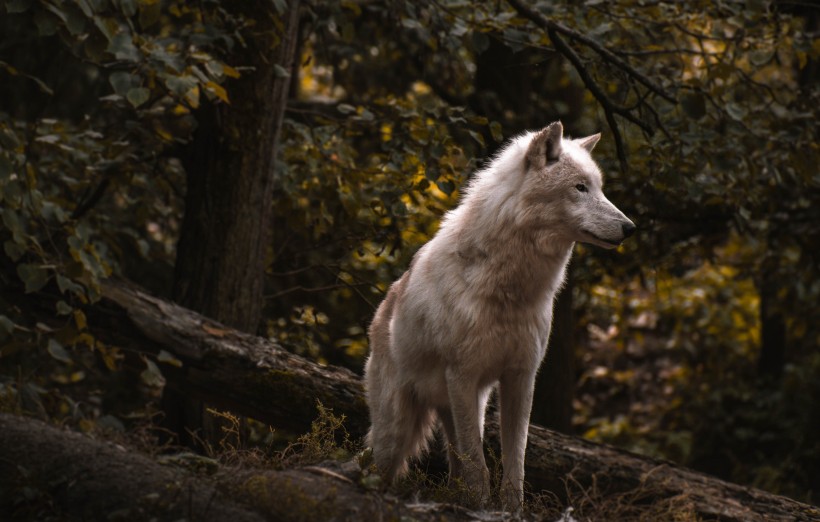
[575,183,587,193]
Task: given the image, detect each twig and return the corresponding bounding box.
[603,105,627,173]
[506,0,676,103]
[547,28,650,133]
[71,177,111,221]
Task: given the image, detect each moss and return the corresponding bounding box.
[236,474,338,522]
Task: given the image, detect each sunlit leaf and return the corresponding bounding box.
[204,81,229,104]
[157,349,183,367]
[47,339,73,364]
[140,357,165,387]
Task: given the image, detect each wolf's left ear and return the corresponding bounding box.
[576,133,601,152]
[527,121,563,169]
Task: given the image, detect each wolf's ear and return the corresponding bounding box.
[527,121,563,169]
[576,133,601,152]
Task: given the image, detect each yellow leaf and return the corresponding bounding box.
[205,81,230,104]
[101,346,123,371]
[74,309,87,331]
[172,104,189,115]
[154,123,174,141]
[76,332,95,347]
[222,64,241,79]
[184,85,200,109]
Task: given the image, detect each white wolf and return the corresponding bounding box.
[364,121,635,508]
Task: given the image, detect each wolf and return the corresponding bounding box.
[364,121,635,509]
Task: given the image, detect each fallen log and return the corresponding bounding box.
[83,281,819,521]
[95,282,370,439]
[0,414,483,521]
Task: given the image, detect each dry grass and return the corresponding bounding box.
[116,406,705,521]
[529,471,703,522]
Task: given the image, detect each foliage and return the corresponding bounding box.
[1,0,819,505]
[0,0,248,430]
[577,236,819,500]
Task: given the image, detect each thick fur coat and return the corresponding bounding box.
[364,122,635,508]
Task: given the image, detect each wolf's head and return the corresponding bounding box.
[520,121,635,249]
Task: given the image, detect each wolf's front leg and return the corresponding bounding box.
[445,367,490,503]
[498,368,538,511]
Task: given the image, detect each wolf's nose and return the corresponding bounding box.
[622,222,636,238]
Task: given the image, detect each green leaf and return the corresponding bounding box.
[75,0,94,17]
[0,315,14,340]
[163,74,198,97]
[4,241,25,262]
[1,208,20,234]
[56,301,73,315]
[468,130,485,147]
[93,15,119,42]
[56,274,84,296]
[126,87,150,108]
[109,71,137,96]
[271,0,287,14]
[726,103,747,121]
[107,31,140,61]
[471,31,490,54]
[489,121,503,143]
[17,263,49,293]
[749,49,774,66]
[47,339,73,364]
[6,0,33,13]
[116,0,138,17]
[273,64,290,78]
[33,9,59,36]
[63,4,88,35]
[337,103,356,114]
[3,180,23,205]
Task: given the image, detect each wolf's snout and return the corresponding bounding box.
[622,222,636,238]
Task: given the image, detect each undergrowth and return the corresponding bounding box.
[5,400,709,521]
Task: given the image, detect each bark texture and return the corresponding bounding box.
[98,281,369,439]
[0,414,264,522]
[0,414,482,522]
[173,1,301,334]
[80,280,820,522]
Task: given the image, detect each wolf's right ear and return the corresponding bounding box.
[527,121,563,169]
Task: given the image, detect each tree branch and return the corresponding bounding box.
[506,0,675,103]
[546,28,641,170]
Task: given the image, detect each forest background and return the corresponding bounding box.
[0,0,818,514]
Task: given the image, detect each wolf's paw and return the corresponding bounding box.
[500,481,524,513]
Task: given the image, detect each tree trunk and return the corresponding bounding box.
[168,1,301,446]
[72,280,820,522]
[531,264,575,433]
[757,268,786,379]
[173,2,300,334]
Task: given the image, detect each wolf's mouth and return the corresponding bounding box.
[582,230,622,248]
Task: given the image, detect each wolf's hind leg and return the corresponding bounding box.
[369,387,435,482]
[436,406,463,481]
